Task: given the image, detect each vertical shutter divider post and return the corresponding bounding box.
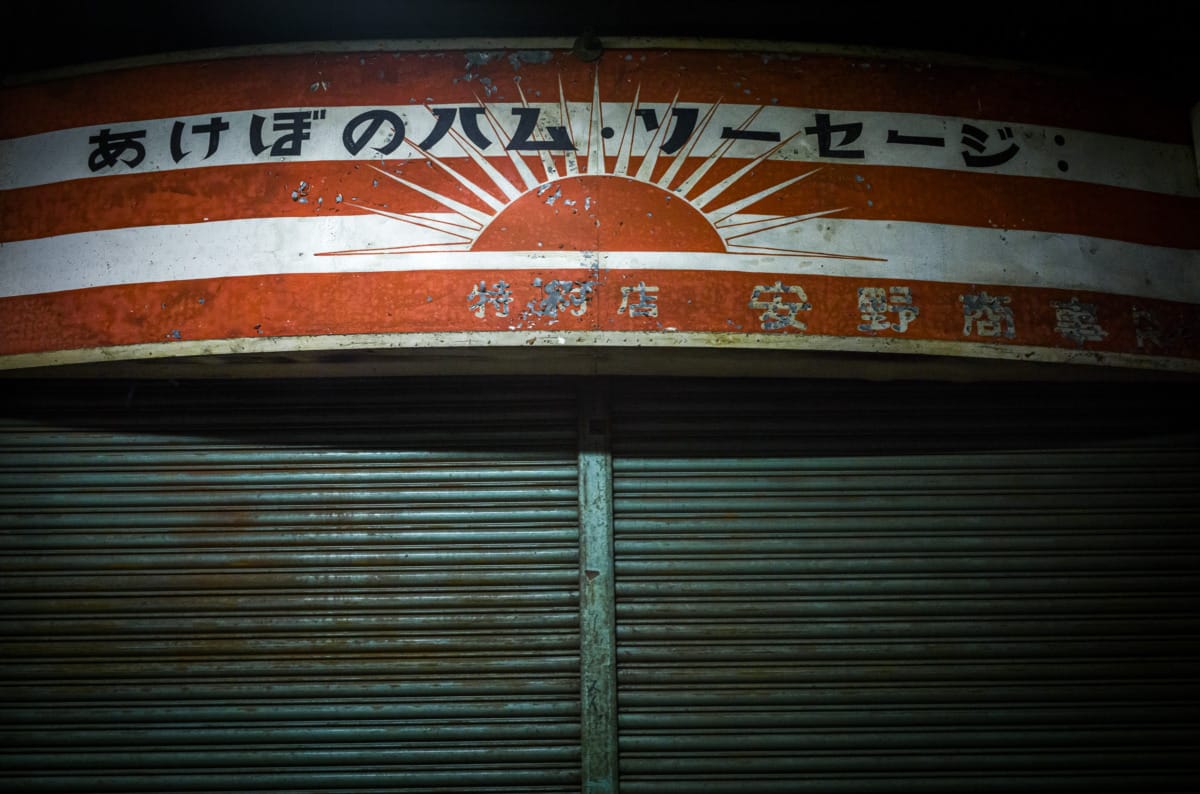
[578,380,619,794]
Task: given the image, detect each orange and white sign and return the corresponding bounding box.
[2,43,1198,369]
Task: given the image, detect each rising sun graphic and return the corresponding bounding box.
[321,72,879,262]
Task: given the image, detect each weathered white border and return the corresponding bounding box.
[2,331,1196,373]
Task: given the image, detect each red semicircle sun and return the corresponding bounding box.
[471,174,727,253]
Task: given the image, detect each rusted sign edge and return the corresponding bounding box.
[3,36,1100,87]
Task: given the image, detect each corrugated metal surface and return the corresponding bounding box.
[611,379,1200,793]
[0,379,582,793]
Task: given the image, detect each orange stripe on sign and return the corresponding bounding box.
[1,50,1191,144]
[2,269,1197,360]
[3,159,1198,250]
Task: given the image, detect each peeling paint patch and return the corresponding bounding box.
[464,51,500,67]
[290,180,311,203]
[508,50,553,70]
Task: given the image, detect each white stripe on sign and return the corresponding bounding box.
[1,102,1196,197]
[2,214,1196,302]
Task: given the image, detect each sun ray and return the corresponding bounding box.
[693,132,810,212]
[438,126,524,203]
[515,82,559,181]
[634,91,680,183]
[558,75,581,177]
[367,164,493,227]
[400,212,484,231]
[473,94,542,191]
[405,131,513,209]
[724,243,888,261]
[656,99,723,190]
[720,207,849,241]
[586,66,606,176]
[707,168,822,224]
[422,99,527,200]
[674,105,770,199]
[349,202,480,239]
[613,84,641,177]
[316,241,475,256]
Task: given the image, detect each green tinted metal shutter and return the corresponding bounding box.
[0,378,582,792]
[5,375,1199,793]
[611,379,1200,793]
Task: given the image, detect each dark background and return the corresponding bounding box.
[3,0,1197,101]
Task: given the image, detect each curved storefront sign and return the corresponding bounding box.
[2,42,1198,370]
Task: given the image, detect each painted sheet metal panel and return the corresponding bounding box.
[611,379,1200,792]
[1,42,1198,371]
[0,379,582,792]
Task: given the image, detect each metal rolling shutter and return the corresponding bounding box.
[611,379,1200,793]
[0,378,582,793]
